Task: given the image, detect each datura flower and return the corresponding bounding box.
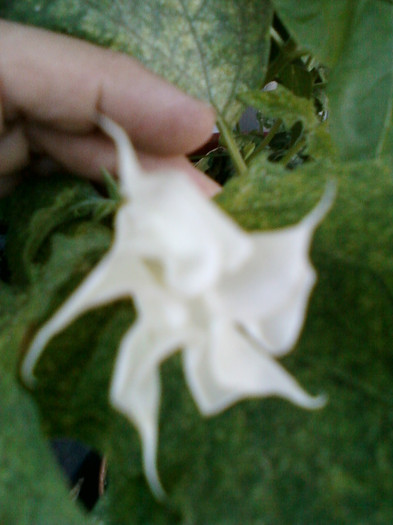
[22,114,333,499]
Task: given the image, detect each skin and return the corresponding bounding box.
[0,20,219,196]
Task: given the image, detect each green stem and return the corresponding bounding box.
[280,137,306,166]
[269,26,285,47]
[265,38,306,84]
[247,118,283,163]
[216,115,247,177]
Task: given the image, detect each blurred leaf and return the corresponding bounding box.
[272,0,393,161]
[327,3,393,161]
[212,156,393,522]
[271,1,358,67]
[0,0,273,123]
[4,175,113,285]
[278,63,313,98]
[239,84,317,132]
[3,154,391,523]
[239,84,334,159]
[0,371,94,525]
[380,109,393,157]
[0,176,114,370]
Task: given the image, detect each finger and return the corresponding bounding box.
[0,171,23,198]
[26,124,220,196]
[0,124,29,175]
[137,153,221,197]
[0,20,215,156]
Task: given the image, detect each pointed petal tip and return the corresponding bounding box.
[303,180,336,230]
[96,112,141,195]
[20,336,46,389]
[146,468,167,502]
[300,391,328,410]
[110,382,167,501]
[139,420,167,501]
[20,365,38,390]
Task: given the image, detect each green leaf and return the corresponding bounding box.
[379,106,393,157]
[326,3,393,161]
[271,0,393,161]
[0,0,273,123]
[7,155,392,523]
[278,63,314,99]
[0,176,114,377]
[270,1,357,67]
[0,371,94,524]
[213,157,393,521]
[239,84,318,132]
[238,84,334,159]
[4,175,113,285]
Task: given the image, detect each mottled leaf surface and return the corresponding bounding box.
[238,85,334,160]
[1,156,393,522]
[214,156,393,522]
[0,0,273,123]
[239,84,317,131]
[272,0,393,160]
[0,176,115,520]
[0,370,94,525]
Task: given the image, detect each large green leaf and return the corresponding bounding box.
[214,156,393,522]
[0,0,273,123]
[1,154,391,522]
[272,0,393,161]
[238,84,335,160]
[0,371,94,525]
[270,1,357,67]
[3,175,113,286]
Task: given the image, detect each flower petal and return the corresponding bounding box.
[243,264,315,356]
[21,251,150,387]
[184,320,325,416]
[98,113,143,198]
[213,189,334,354]
[99,113,252,297]
[110,318,187,499]
[121,172,252,296]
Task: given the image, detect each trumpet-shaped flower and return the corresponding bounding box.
[22,114,333,499]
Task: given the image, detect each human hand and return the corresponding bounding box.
[0,20,218,196]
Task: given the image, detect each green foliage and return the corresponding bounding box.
[2,159,393,523]
[0,0,273,124]
[1,0,393,523]
[271,0,393,161]
[216,157,393,522]
[0,371,93,525]
[239,84,317,132]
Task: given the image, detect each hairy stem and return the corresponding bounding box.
[217,115,247,177]
[265,38,306,84]
[248,118,283,163]
[280,137,306,166]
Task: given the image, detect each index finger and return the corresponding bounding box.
[0,20,215,155]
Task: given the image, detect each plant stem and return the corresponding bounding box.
[269,26,285,47]
[280,137,306,166]
[216,115,248,177]
[265,38,306,84]
[247,118,283,163]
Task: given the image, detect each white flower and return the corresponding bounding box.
[22,114,333,499]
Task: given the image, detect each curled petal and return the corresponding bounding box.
[22,253,141,387]
[97,114,143,198]
[213,187,334,354]
[183,320,325,416]
[243,264,315,355]
[110,317,188,499]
